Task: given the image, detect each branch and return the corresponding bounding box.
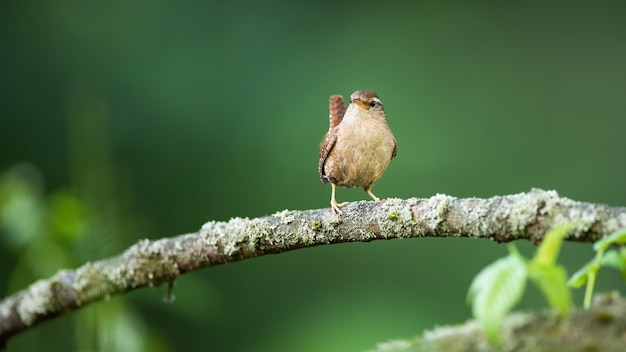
[1,188,625,345]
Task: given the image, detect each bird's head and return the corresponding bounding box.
[350,90,385,115]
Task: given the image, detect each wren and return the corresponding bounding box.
[318,90,397,214]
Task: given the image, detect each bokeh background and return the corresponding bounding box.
[2,1,626,351]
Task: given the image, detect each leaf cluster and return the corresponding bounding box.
[467,225,572,344]
[468,225,626,344]
[568,228,626,308]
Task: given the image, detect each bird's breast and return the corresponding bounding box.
[327,117,395,187]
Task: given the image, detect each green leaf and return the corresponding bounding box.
[528,225,572,315]
[594,227,626,252]
[600,249,626,281]
[48,189,89,241]
[567,260,597,288]
[0,165,46,248]
[569,235,626,309]
[599,249,624,269]
[467,253,527,344]
[533,224,572,267]
[529,264,571,317]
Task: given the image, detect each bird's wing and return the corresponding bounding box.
[392,138,398,159]
[318,129,337,183]
[329,95,346,130]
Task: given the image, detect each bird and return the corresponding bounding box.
[318,90,397,214]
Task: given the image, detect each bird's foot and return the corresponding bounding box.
[331,200,349,214]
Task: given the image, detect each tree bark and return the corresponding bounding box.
[1,188,625,347]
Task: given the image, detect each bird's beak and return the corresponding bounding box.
[352,99,369,110]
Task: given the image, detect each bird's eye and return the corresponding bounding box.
[369,101,377,107]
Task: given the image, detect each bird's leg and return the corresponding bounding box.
[330,183,349,214]
[364,185,381,202]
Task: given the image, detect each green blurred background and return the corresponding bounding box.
[1,1,626,351]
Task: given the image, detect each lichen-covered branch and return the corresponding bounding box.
[1,188,626,346]
[370,292,626,352]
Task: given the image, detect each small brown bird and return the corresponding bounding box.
[318,90,397,214]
